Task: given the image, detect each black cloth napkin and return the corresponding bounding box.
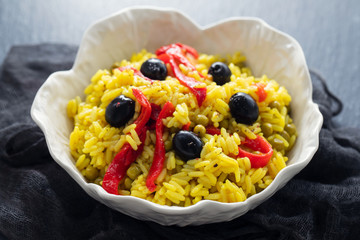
[1,44,359,240]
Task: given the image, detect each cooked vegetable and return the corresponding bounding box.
[229,92,259,125]
[140,58,168,80]
[285,123,296,135]
[208,62,231,85]
[105,95,135,128]
[156,43,207,106]
[261,123,273,137]
[238,135,273,168]
[269,100,281,110]
[206,126,221,135]
[255,82,267,102]
[146,101,175,192]
[270,137,285,151]
[172,130,203,161]
[102,89,151,195]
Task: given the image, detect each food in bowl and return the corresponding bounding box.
[67,43,297,207]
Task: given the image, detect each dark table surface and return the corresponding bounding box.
[1,0,359,128]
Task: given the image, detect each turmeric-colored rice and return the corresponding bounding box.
[67,47,297,206]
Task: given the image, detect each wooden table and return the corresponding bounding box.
[1,0,359,129]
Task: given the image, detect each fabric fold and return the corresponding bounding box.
[1,124,51,167]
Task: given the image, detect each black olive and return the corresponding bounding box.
[140,58,167,80]
[105,95,135,127]
[208,62,232,85]
[172,130,203,161]
[229,92,259,125]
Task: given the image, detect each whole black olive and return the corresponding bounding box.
[208,62,232,85]
[172,130,203,161]
[229,92,259,125]
[105,95,135,127]
[140,58,167,80]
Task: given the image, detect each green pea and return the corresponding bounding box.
[286,104,292,114]
[219,119,229,129]
[261,123,273,137]
[85,165,99,181]
[271,138,285,151]
[285,123,296,135]
[126,163,141,180]
[269,101,281,110]
[111,62,121,70]
[193,124,206,137]
[124,177,132,190]
[280,130,290,142]
[164,140,173,151]
[170,127,178,133]
[94,177,102,185]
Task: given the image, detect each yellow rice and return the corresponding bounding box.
[67,48,297,206]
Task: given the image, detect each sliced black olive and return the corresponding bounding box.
[208,62,232,85]
[140,58,167,80]
[172,130,203,161]
[229,92,259,125]
[105,95,135,127]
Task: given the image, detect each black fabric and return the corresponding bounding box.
[1,44,359,240]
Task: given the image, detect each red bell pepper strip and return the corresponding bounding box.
[132,88,152,133]
[102,88,152,195]
[255,83,267,102]
[168,57,206,106]
[147,103,162,130]
[156,43,199,63]
[156,44,207,106]
[118,66,153,83]
[146,101,175,192]
[102,128,147,194]
[157,43,204,78]
[150,103,162,121]
[175,43,199,59]
[160,45,201,75]
[206,126,221,135]
[156,44,185,58]
[237,135,273,168]
[181,121,191,131]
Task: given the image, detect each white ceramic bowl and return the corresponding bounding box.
[31,7,323,226]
